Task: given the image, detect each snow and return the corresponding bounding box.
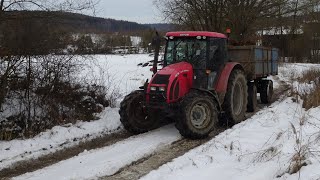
[0,107,121,170]
[131,36,142,47]
[141,98,320,180]
[1,54,320,180]
[0,54,153,170]
[71,34,142,47]
[79,54,153,105]
[14,125,181,180]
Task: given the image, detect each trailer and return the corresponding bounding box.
[228,46,278,79]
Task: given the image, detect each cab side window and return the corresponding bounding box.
[208,38,227,70]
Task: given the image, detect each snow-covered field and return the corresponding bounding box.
[1,55,320,180]
[78,54,154,106]
[0,54,153,171]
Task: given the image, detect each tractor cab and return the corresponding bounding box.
[164,31,228,68]
[163,32,228,89]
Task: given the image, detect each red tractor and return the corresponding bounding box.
[119,31,278,139]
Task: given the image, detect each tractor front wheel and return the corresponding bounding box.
[176,90,219,139]
[119,91,159,134]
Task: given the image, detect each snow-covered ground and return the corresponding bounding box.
[0,108,121,171]
[79,54,153,106]
[14,125,181,180]
[141,99,320,180]
[1,55,320,180]
[0,54,153,171]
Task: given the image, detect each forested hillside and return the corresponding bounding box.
[0,10,149,33]
[0,11,156,55]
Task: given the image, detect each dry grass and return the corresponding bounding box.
[293,68,320,110]
[298,68,320,84]
[303,86,320,110]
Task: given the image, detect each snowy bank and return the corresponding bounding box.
[141,98,320,180]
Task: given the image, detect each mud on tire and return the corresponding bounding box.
[222,69,248,124]
[175,90,219,139]
[119,91,160,134]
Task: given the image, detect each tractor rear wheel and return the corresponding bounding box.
[119,91,160,134]
[222,69,248,124]
[247,82,257,112]
[260,80,273,104]
[176,90,218,139]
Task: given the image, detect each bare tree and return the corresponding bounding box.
[155,0,320,44]
[0,0,99,19]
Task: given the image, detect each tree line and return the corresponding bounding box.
[155,0,320,62]
[0,10,153,55]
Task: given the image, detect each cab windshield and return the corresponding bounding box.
[165,38,207,66]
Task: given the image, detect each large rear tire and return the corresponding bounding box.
[247,82,257,112]
[222,69,248,124]
[119,91,160,134]
[260,80,273,104]
[176,90,219,139]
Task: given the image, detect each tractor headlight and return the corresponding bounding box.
[159,87,166,92]
[150,86,157,91]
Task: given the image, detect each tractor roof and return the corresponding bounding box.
[166,31,227,39]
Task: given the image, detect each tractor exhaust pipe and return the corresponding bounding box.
[152,31,161,75]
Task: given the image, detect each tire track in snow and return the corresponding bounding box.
[103,129,223,180]
[0,131,131,179]
[13,125,181,180]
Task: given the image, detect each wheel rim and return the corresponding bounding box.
[232,81,244,115]
[190,102,210,129]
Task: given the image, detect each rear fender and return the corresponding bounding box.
[215,62,244,94]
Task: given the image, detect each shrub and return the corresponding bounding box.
[302,85,320,110]
[0,55,110,140]
[297,68,320,110]
[298,68,320,85]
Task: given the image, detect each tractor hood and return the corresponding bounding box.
[157,62,193,77]
[147,62,194,103]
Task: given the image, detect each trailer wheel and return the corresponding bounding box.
[176,90,218,139]
[119,91,159,134]
[260,80,273,104]
[247,82,257,112]
[222,69,248,124]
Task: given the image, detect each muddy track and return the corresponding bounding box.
[102,127,226,180]
[102,82,291,180]
[0,131,131,179]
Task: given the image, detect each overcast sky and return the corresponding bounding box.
[95,0,162,24]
